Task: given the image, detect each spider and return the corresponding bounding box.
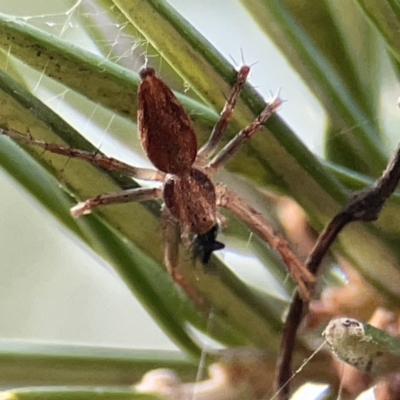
[1,66,314,299]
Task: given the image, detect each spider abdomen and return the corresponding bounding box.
[163,168,217,235]
[138,67,197,174]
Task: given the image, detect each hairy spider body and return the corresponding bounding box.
[1,65,315,299]
[138,68,218,238]
[138,67,197,174]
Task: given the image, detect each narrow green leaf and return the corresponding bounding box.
[0,387,157,400]
[240,0,387,175]
[0,13,216,134]
[0,340,195,386]
[356,0,400,64]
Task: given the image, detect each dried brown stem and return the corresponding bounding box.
[275,142,400,399]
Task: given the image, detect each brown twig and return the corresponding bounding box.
[274,142,400,399]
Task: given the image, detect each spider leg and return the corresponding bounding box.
[216,184,314,301]
[161,206,181,274]
[71,187,162,217]
[0,128,164,181]
[207,94,282,173]
[196,66,250,162]
[161,207,210,310]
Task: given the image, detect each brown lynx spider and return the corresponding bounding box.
[1,66,314,299]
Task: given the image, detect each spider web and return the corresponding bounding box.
[2,0,149,163]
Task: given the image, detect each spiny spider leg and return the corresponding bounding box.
[216,186,315,300]
[161,207,210,309]
[161,207,181,275]
[207,94,282,173]
[197,65,250,161]
[71,187,162,217]
[0,128,165,182]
